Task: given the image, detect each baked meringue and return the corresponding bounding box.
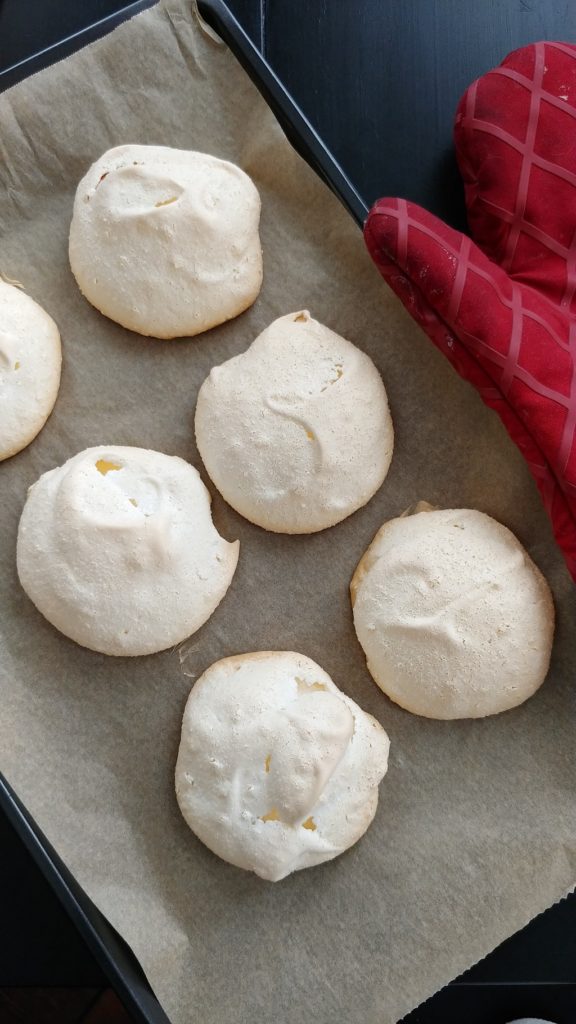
[69,145,262,338]
[351,505,554,719]
[17,446,239,655]
[176,651,390,880]
[195,310,394,532]
[0,280,61,460]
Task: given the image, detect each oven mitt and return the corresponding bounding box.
[364,41,576,580]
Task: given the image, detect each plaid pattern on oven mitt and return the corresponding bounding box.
[365,42,576,579]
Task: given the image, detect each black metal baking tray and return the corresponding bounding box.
[197,0,369,226]
[0,0,157,92]
[0,1,575,1022]
[0,772,171,1023]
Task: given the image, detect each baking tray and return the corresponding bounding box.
[0,0,158,92]
[0,772,171,1023]
[0,1,574,1022]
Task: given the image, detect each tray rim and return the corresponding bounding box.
[0,0,157,91]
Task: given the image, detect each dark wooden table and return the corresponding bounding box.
[0,1,575,1021]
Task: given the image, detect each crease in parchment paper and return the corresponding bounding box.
[0,3,575,1024]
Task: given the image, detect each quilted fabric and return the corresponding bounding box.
[365,41,576,580]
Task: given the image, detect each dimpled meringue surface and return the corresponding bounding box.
[0,281,61,460]
[69,144,262,339]
[175,651,390,881]
[195,310,394,533]
[351,506,555,720]
[16,446,239,656]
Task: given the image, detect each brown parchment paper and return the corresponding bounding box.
[0,3,575,1022]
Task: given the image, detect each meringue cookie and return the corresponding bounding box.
[506,1019,557,1023]
[175,651,390,881]
[195,310,394,533]
[0,281,61,460]
[17,446,239,656]
[69,145,262,339]
[351,506,554,719]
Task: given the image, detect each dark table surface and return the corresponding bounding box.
[0,1,575,1020]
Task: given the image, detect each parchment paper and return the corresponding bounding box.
[0,4,575,1022]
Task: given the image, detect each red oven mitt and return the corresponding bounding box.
[365,41,576,579]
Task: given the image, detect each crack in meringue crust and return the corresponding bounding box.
[175,651,390,881]
[16,446,239,656]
